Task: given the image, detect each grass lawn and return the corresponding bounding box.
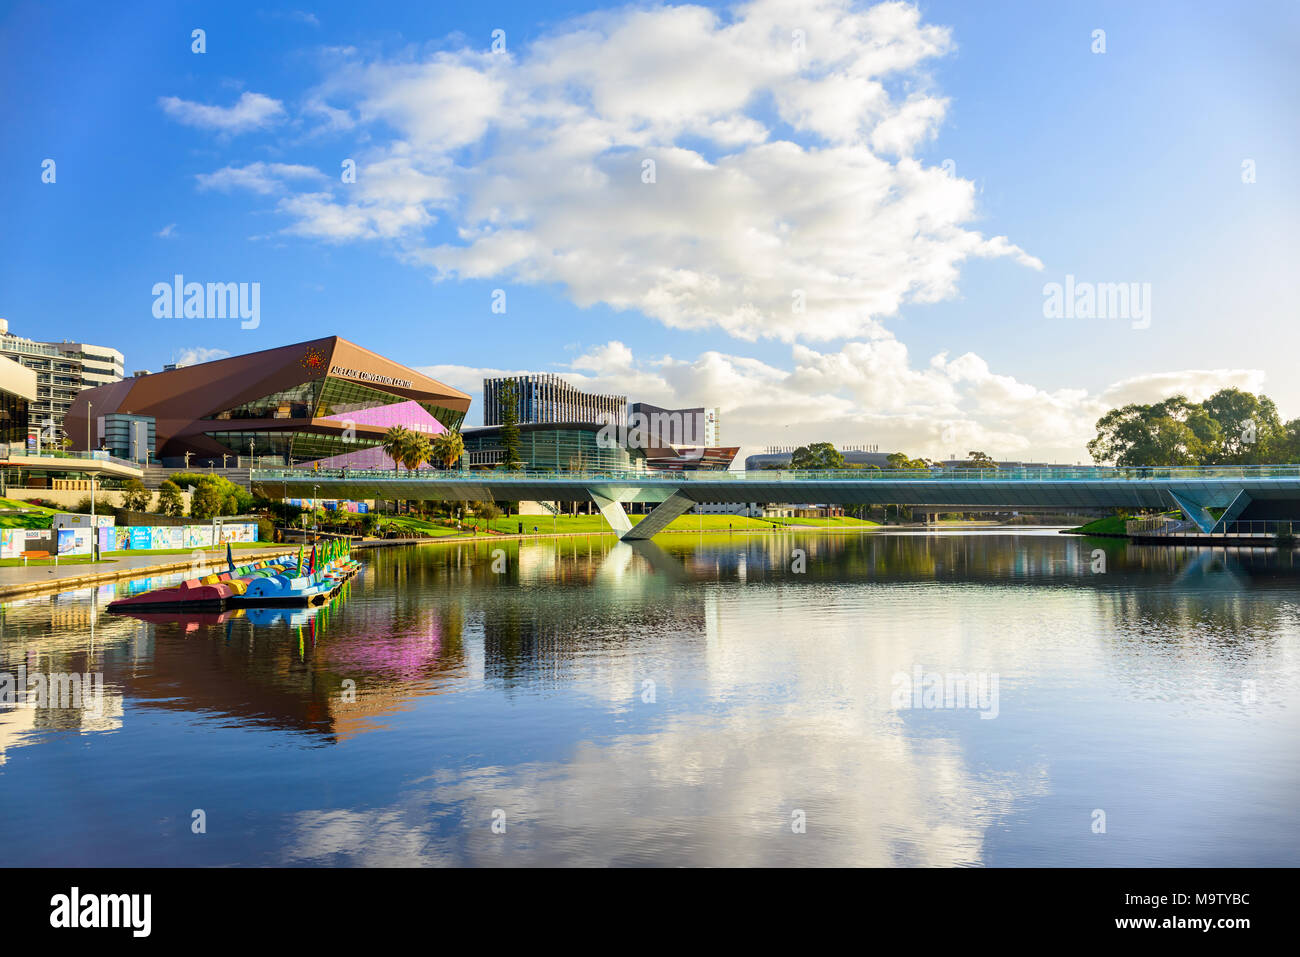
[760,515,879,527]
[1064,514,1174,535]
[101,542,273,557]
[0,498,60,529]
[0,555,108,567]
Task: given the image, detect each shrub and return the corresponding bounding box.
[157,480,185,517]
[121,479,153,512]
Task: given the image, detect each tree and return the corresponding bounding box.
[157,480,185,517]
[1088,396,1218,466]
[190,477,225,519]
[497,378,523,471]
[1201,388,1281,463]
[120,478,153,511]
[790,442,845,469]
[402,434,432,471]
[886,452,938,470]
[382,425,412,470]
[955,451,997,469]
[431,429,465,469]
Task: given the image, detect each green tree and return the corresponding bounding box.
[382,425,413,470]
[886,452,937,470]
[789,442,845,469]
[120,478,153,511]
[402,434,432,471]
[431,429,465,469]
[955,451,997,469]
[157,480,185,517]
[497,378,523,471]
[1088,396,1218,466]
[1200,388,1281,463]
[190,477,225,519]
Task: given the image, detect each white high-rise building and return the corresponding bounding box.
[0,318,125,445]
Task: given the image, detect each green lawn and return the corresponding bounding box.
[0,555,107,567]
[0,498,60,529]
[760,515,879,527]
[1066,514,1163,535]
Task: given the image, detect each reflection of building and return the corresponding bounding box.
[484,373,625,427]
[0,354,37,446]
[64,337,470,468]
[0,318,124,443]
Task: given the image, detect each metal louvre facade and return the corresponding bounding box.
[483,373,626,427]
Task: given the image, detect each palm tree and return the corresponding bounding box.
[431,429,465,470]
[402,434,432,472]
[382,426,411,470]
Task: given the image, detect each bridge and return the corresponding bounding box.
[252,464,1300,541]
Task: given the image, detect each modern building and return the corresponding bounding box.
[0,356,38,447]
[745,449,893,470]
[0,318,125,443]
[483,373,626,427]
[101,413,156,462]
[628,402,720,446]
[462,422,642,471]
[65,336,470,468]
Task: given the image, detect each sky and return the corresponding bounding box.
[1,0,1297,464]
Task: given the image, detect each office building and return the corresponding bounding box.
[483,373,626,427]
[0,318,124,444]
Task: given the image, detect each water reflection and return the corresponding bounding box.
[1,530,1297,866]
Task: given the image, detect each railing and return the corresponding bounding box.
[252,463,1300,484]
[3,449,142,471]
[1128,518,1300,538]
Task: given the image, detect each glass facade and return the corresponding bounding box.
[317,377,465,431]
[463,426,643,471]
[0,387,29,443]
[208,382,319,421]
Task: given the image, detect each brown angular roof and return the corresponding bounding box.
[65,336,470,461]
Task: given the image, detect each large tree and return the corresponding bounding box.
[497,378,524,471]
[1089,395,1220,466]
[790,442,845,469]
[432,429,465,470]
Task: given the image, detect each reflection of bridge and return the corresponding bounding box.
[252,465,1300,541]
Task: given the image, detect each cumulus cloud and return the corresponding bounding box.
[221,0,1040,341]
[172,347,231,367]
[159,91,286,133]
[421,339,1265,463]
[196,162,327,194]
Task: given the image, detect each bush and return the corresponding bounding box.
[121,479,153,512]
[157,480,185,517]
[257,517,274,542]
[71,495,117,514]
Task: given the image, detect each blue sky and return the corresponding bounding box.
[2,0,1296,461]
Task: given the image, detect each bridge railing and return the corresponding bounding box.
[252,463,1300,484]
[1127,517,1300,538]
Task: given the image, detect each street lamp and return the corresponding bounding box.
[222,453,230,469]
[88,402,96,561]
[312,484,320,536]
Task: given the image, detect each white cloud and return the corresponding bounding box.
[235,0,1038,342]
[421,338,1265,463]
[173,347,231,367]
[196,162,326,194]
[156,223,176,238]
[159,91,286,133]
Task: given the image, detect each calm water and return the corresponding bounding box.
[1,529,1298,867]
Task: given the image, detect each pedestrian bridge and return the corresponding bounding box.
[251,465,1300,540]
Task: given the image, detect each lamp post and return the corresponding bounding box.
[313,484,320,538]
[222,453,230,469]
[88,402,96,561]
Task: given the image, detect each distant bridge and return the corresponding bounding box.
[252,465,1300,540]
